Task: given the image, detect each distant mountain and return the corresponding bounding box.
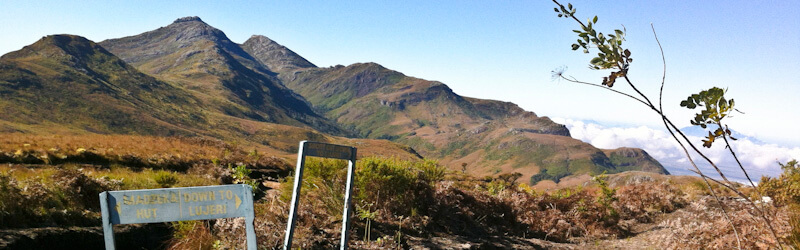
[0,35,201,135]
[98,17,345,135]
[680,125,761,144]
[263,58,668,182]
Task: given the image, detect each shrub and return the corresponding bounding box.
[760,159,800,247]
[228,163,258,192]
[154,171,179,188]
[614,181,687,223]
[760,160,800,206]
[0,168,120,228]
[0,172,29,227]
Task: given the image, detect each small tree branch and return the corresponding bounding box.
[718,123,761,196]
[659,115,742,249]
[559,75,649,106]
[652,23,667,114]
[551,0,586,29]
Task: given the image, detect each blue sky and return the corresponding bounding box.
[2,1,799,150]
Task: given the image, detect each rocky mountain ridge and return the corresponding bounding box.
[249,35,667,183]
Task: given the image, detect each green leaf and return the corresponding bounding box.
[554,7,559,12]
[568,3,573,10]
[593,16,598,23]
[572,44,580,50]
[598,45,611,54]
[623,49,631,57]
[590,57,603,65]
[558,14,563,17]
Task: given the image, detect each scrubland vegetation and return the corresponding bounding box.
[0,133,797,249]
[0,133,286,230]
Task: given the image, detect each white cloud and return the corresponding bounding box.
[552,118,800,182]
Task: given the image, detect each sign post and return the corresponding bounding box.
[283,141,357,250]
[99,184,256,249]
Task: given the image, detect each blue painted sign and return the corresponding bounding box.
[100,184,256,249]
[106,185,249,224]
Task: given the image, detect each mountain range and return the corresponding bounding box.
[0,16,668,184]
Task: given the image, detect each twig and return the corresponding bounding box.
[558,75,648,106]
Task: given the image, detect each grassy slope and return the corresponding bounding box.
[275,62,668,184]
[98,17,346,136]
[0,34,419,163]
[0,35,202,136]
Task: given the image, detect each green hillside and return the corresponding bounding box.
[0,35,201,135]
[256,55,668,183]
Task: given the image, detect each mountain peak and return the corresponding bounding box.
[248,35,274,44]
[99,16,238,66]
[173,16,204,23]
[31,34,93,52]
[1,34,112,64]
[242,35,316,72]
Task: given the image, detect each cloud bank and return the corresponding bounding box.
[552,118,800,183]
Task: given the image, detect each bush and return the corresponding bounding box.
[760,160,800,206]
[760,159,800,247]
[154,171,179,188]
[0,168,120,228]
[614,181,686,223]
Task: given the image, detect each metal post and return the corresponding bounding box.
[339,147,357,250]
[283,141,307,250]
[99,191,116,250]
[283,141,357,250]
[244,186,257,250]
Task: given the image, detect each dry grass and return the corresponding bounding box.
[211,159,701,249]
[651,196,790,249]
[167,221,218,250]
[0,133,292,229]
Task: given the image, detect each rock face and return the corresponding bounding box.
[242,35,316,73]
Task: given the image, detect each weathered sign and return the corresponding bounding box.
[100,184,256,249]
[284,141,357,250]
[302,141,354,160]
